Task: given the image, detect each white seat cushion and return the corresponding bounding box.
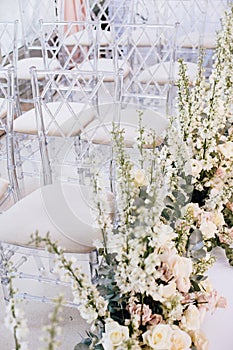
[0,177,9,200]
[64,29,113,47]
[78,58,130,82]
[138,61,198,85]
[13,101,95,136]
[119,28,162,47]
[82,105,168,147]
[177,31,217,50]
[0,183,111,253]
[16,57,60,80]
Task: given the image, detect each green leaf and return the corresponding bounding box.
[74,344,90,350]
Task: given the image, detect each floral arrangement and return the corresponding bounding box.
[176,3,233,265]
[3,3,233,350]
[21,121,225,350]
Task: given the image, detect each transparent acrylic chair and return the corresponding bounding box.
[16,0,60,103]
[112,22,179,116]
[138,0,208,86]
[40,19,131,84]
[0,21,20,135]
[152,0,208,62]
[203,0,230,75]
[1,69,116,306]
[39,20,97,71]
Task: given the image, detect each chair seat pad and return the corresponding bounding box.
[0,177,9,200]
[82,105,168,147]
[64,29,113,47]
[138,61,198,85]
[0,183,108,253]
[119,27,162,47]
[13,101,95,136]
[78,58,130,82]
[177,31,217,49]
[16,57,60,80]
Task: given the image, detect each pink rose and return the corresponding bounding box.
[215,167,226,178]
[226,201,233,212]
[128,303,152,325]
[148,314,164,326]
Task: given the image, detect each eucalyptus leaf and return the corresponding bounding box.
[191,241,204,251]
[74,344,90,350]
[191,248,206,259]
[189,229,203,245]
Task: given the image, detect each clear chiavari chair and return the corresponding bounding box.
[0,21,20,135]
[1,68,116,306]
[203,0,230,75]
[113,22,179,116]
[39,19,97,71]
[16,0,60,103]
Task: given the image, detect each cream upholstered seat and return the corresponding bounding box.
[13,101,95,136]
[78,58,130,82]
[0,182,107,253]
[177,31,217,50]
[16,57,60,80]
[119,27,163,47]
[82,105,168,147]
[137,61,198,85]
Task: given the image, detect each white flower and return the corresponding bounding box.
[181,304,201,331]
[101,319,129,350]
[171,327,192,350]
[191,159,203,177]
[142,324,173,349]
[218,141,233,159]
[191,330,209,350]
[159,281,177,299]
[200,220,217,239]
[78,305,98,324]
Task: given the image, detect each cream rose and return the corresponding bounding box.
[213,211,225,227]
[142,324,172,349]
[191,330,209,350]
[102,320,129,350]
[181,304,201,331]
[176,276,191,293]
[134,169,148,187]
[171,327,192,350]
[168,255,192,281]
[218,141,233,159]
[158,281,177,299]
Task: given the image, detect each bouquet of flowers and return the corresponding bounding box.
[28,118,225,350]
[175,4,233,264]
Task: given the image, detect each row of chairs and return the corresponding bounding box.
[0,0,231,309]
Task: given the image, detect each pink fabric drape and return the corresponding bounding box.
[63,0,87,32]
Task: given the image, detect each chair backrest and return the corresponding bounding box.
[0,21,18,68]
[29,67,120,185]
[149,0,208,62]
[113,22,179,116]
[39,20,98,70]
[204,0,230,49]
[0,66,21,201]
[18,0,58,55]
